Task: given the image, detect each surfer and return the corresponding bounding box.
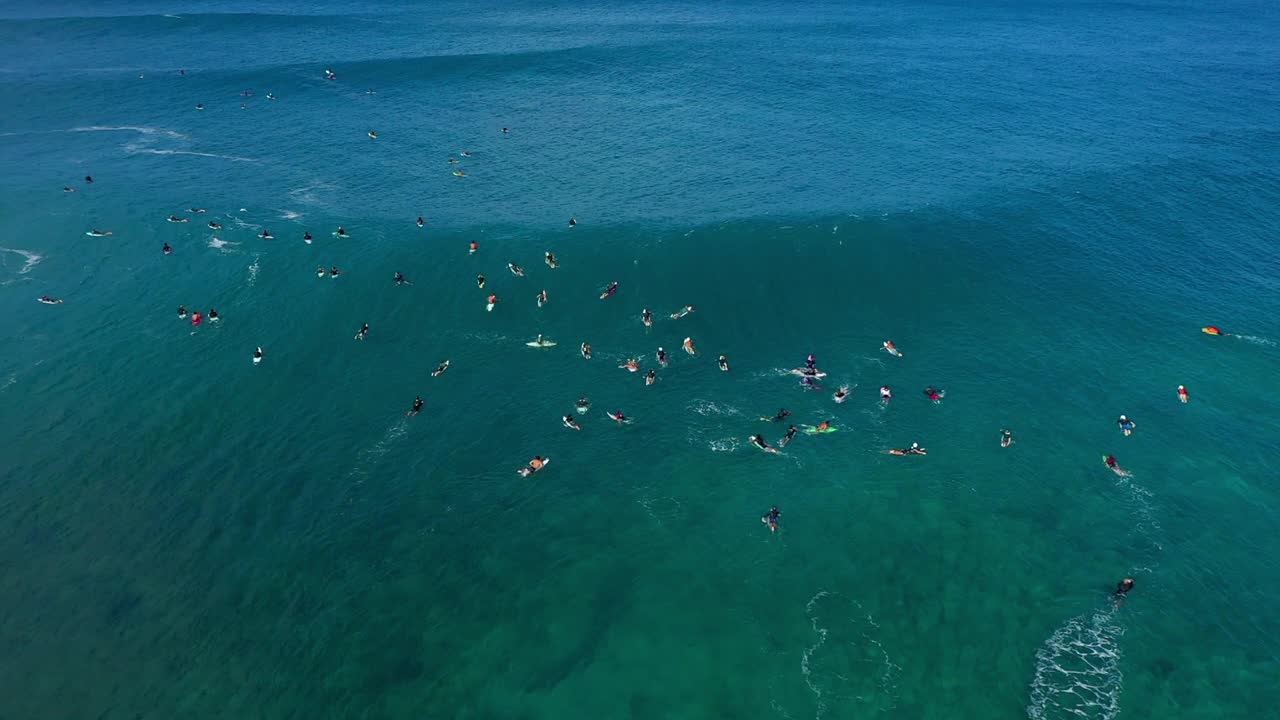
[1000,429,1014,447]
[833,386,850,403]
[453,169,466,177]
[1103,454,1130,476]
[394,272,411,286]
[879,386,892,403]
[416,217,425,228]
[196,104,204,111]
[762,506,781,532]
[259,229,274,239]
[191,311,203,326]
[800,375,820,390]
[208,308,219,322]
[656,347,668,366]
[645,368,657,386]
[368,131,378,139]
[189,208,207,214]
[545,251,558,268]
[581,342,593,359]
[562,415,581,431]
[469,240,478,254]
[517,456,546,477]
[502,127,509,134]
[508,262,524,277]
[569,217,577,227]
[670,305,693,319]
[486,293,498,310]
[619,358,639,373]
[448,157,458,165]
[37,295,63,305]
[716,355,728,372]
[354,322,369,341]
[408,396,424,416]
[768,408,792,423]
[162,242,172,255]
[883,340,902,357]
[87,229,112,237]
[324,68,336,80]
[1114,578,1135,597]
[266,92,276,101]
[177,305,187,318]
[537,289,548,307]
[641,308,652,327]
[63,186,75,192]
[923,386,944,402]
[780,425,798,448]
[813,420,831,432]
[608,411,630,424]
[682,337,696,355]
[887,443,927,456]
[335,226,348,238]
[805,353,817,370]
[1178,385,1189,403]
[84,175,93,184]
[750,434,779,454]
[166,215,188,223]
[576,397,591,412]
[208,221,223,230]
[431,360,450,377]
[330,266,341,278]
[1202,325,1230,336]
[316,266,325,278]
[600,281,619,299]
[1117,415,1136,436]
[253,346,263,364]
[476,274,486,288]
[303,231,312,242]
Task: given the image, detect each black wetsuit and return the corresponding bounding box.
[772,409,791,422]
[781,426,798,447]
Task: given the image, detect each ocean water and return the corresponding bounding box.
[2,1,1279,718]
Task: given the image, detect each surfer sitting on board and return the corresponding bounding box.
[645,369,657,386]
[304,231,312,242]
[408,396,424,416]
[642,308,652,326]
[162,242,172,254]
[1178,385,1189,403]
[1001,429,1014,447]
[718,355,729,372]
[879,386,892,402]
[581,342,592,359]
[762,506,781,532]
[545,251,558,268]
[476,274,485,288]
[924,386,944,402]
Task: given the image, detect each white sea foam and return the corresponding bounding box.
[68,125,189,140]
[125,146,257,162]
[707,437,740,452]
[801,591,900,718]
[279,209,303,220]
[1027,610,1124,720]
[246,255,260,285]
[207,237,237,251]
[0,247,44,274]
[687,398,742,417]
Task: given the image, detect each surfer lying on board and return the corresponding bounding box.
[37,295,64,304]
[545,251,558,268]
[833,386,850,403]
[767,408,792,422]
[431,360,450,377]
[780,425,798,447]
[477,274,486,288]
[670,305,694,319]
[394,271,412,285]
[619,358,639,372]
[645,369,657,386]
[750,434,779,453]
[887,443,926,456]
[1178,385,1189,403]
[718,355,729,371]
[581,342,592,359]
[656,347,668,366]
[883,340,902,357]
[1104,454,1131,476]
[407,396,424,416]
[608,411,631,424]
[1201,325,1230,336]
[600,281,619,299]
[517,456,546,477]
[562,415,581,430]
[642,308,652,327]
[508,262,524,276]
[1001,429,1014,447]
[762,506,781,532]
[813,420,831,432]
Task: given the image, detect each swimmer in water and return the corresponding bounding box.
[545,251,558,268]
[303,231,312,242]
[330,266,341,278]
[887,442,927,456]
[177,305,187,318]
[645,368,657,386]
[762,506,781,532]
[569,217,577,227]
[670,305,693,319]
[656,347,668,366]
[780,425,798,448]
[408,396,424,417]
[537,289,548,307]
[208,221,223,230]
[1116,415,1136,436]
[563,414,581,431]
[475,273,486,288]
[833,386,850,403]
[641,308,652,327]
[84,175,93,184]
[162,242,172,255]
[581,342,592,359]
[208,308,219,322]
[416,217,425,228]
[253,346,263,364]
[600,281,619,299]
[619,358,639,373]
[508,262,524,276]
[718,355,729,372]
[682,337,696,355]
[431,360,450,377]
[1000,429,1014,447]
[354,322,369,341]
[394,271,411,286]
[335,227,347,238]
[923,386,944,402]
[879,386,893,403]
[750,434,779,454]
[469,240,478,254]
[1178,385,1189,403]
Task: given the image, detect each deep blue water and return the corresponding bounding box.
[1,1,1278,718]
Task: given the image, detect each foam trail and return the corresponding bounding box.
[1027,609,1124,720]
[800,590,900,719]
[69,125,188,140]
[0,247,43,274]
[126,147,258,163]
[246,255,260,285]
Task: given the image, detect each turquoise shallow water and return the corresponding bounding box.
[2,1,1279,718]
